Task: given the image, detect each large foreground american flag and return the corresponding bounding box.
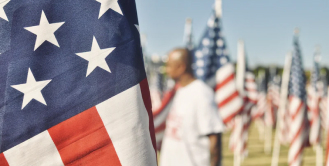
[0,0,157,165]
[287,32,309,166]
[193,0,243,125]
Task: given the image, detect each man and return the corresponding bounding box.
[160,48,224,166]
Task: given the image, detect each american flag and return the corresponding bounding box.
[308,50,321,145]
[252,71,267,120]
[287,32,309,166]
[152,85,178,151]
[193,0,243,125]
[0,1,158,165]
[150,72,164,110]
[319,73,328,130]
[267,75,281,127]
[229,40,257,158]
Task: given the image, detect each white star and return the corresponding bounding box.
[76,36,115,77]
[24,10,65,51]
[96,0,123,19]
[11,68,52,110]
[0,0,10,21]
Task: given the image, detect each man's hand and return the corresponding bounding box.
[209,133,222,166]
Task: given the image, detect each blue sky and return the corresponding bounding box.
[135,0,329,69]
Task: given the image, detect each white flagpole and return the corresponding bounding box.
[271,52,292,166]
[234,40,246,166]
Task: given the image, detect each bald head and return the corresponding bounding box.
[166,48,194,80]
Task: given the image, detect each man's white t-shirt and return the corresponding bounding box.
[160,80,225,166]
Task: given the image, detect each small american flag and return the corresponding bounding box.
[308,49,322,145]
[319,73,328,130]
[252,71,267,120]
[152,85,178,151]
[229,40,257,158]
[0,0,157,165]
[267,75,281,127]
[287,31,309,166]
[193,0,243,125]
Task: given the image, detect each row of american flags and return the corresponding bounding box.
[149,1,329,166]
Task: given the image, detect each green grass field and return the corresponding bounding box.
[222,123,327,166]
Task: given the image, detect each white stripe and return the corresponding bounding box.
[288,133,303,163]
[215,81,236,103]
[4,131,64,166]
[288,104,305,141]
[216,63,234,83]
[219,97,243,120]
[96,84,157,166]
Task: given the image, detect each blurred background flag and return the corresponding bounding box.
[229,40,258,165]
[267,68,281,128]
[193,0,243,125]
[287,29,309,166]
[152,85,178,151]
[309,47,321,146]
[0,0,158,165]
[319,71,328,130]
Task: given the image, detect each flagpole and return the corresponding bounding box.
[271,52,292,166]
[234,40,246,166]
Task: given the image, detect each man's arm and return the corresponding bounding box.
[209,133,222,166]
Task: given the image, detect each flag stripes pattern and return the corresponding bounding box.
[229,71,257,157]
[0,82,157,166]
[193,8,243,126]
[267,76,281,127]
[152,86,177,150]
[0,0,158,165]
[308,50,321,145]
[287,34,309,166]
[252,72,267,120]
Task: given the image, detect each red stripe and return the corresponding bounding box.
[291,101,303,120]
[0,153,9,166]
[48,107,122,166]
[222,106,243,124]
[218,91,240,108]
[153,86,177,117]
[289,144,304,166]
[140,79,157,152]
[215,74,234,91]
[290,123,305,147]
[155,121,166,133]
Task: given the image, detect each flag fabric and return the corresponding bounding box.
[308,52,321,145]
[229,71,258,158]
[193,0,243,125]
[287,33,309,166]
[266,75,281,127]
[0,1,158,165]
[319,73,328,130]
[229,40,257,158]
[325,86,329,166]
[152,85,178,151]
[150,72,164,110]
[252,71,267,120]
